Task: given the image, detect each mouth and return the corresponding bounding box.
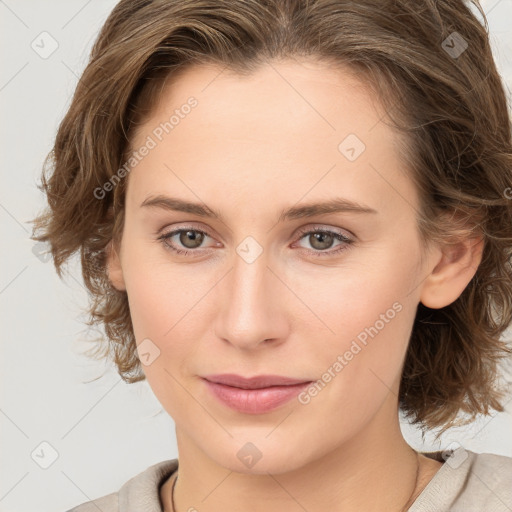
[202,373,312,389]
[201,374,313,414]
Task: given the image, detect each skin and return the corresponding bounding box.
[107,57,484,512]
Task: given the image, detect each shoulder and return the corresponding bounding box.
[66,492,118,512]
[65,459,179,512]
[412,448,512,512]
[465,450,512,498]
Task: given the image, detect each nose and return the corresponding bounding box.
[214,249,289,350]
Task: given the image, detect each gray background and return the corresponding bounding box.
[1,1,511,511]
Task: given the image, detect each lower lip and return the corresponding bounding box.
[202,379,312,414]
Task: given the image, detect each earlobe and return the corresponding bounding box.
[106,240,126,291]
[419,236,484,309]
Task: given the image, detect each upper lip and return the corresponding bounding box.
[203,374,312,389]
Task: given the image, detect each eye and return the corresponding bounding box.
[156,225,354,258]
[157,226,216,256]
[293,226,354,257]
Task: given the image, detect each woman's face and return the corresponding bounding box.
[108,58,439,473]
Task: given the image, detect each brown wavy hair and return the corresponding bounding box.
[30,0,512,437]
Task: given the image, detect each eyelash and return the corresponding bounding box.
[157,225,354,258]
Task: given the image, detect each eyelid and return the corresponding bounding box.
[158,222,354,241]
[157,222,355,259]
[158,224,219,249]
[293,223,354,240]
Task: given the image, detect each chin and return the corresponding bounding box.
[200,436,314,476]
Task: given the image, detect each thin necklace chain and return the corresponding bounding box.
[170,452,421,512]
[400,451,421,512]
[171,476,178,512]
[171,473,177,512]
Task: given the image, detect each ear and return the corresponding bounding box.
[419,234,484,309]
[106,239,126,291]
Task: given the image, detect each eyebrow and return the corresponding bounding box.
[140,194,378,222]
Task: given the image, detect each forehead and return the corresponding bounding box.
[143,58,382,139]
[127,59,417,220]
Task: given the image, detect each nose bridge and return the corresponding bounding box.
[215,240,286,348]
[231,246,272,326]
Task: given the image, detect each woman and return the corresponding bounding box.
[31,0,512,510]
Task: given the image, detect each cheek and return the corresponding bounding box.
[121,250,196,416]
[120,239,209,377]
[124,271,172,343]
[294,251,416,344]
[121,236,190,336]
[296,251,419,394]
[297,286,416,437]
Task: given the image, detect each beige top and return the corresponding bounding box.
[66,448,512,511]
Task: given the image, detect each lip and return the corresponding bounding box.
[202,374,313,414]
[203,373,311,389]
